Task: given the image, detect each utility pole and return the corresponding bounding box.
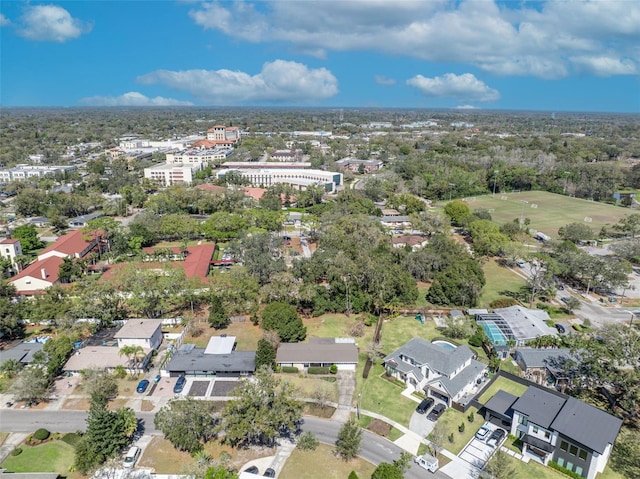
[493,170,499,196]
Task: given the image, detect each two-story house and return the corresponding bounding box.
[506,386,622,479]
[383,337,487,406]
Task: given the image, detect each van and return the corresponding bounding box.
[123,446,140,468]
[414,453,439,472]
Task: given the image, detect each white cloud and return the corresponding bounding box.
[18,5,91,42]
[188,0,640,79]
[78,92,194,107]
[455,104,479,109]
[570,56,637,76]
[137,60,338,104]
[407,73,500,102]
[374,75,396,86]
[0,14,10,27]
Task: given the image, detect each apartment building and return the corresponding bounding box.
[144,163,203,186]
[0,164,76,182]
[166,148,233,165]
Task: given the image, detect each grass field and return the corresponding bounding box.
[280,443,376,479]
[480,258,527,307]
[477,376,529,404]
[462,191,630,238]
[436,406,482,454]
[0,440,75,473]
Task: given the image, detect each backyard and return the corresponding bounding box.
[480,258,528,308]
[279,443,376,479]
[477,376,529,404]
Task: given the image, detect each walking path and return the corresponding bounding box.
[0,433,29,465]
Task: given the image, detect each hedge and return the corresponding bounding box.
[34,428,50,441]
[549,461,584,479]
[307,366,331,374]
[281,366,298,373]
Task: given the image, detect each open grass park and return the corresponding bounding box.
[462,191,630,238]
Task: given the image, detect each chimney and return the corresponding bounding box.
[41,268,47,279]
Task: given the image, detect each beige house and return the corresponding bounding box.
[114,318,163,350]
[276,338,358,371]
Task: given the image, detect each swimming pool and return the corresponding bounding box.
[481,322,509,346]
[432,340,457,351]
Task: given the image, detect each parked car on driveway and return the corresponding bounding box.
[555,323,566,334]
[243,466,259,474]
[427,403,446,421]
[416,397,435,414]
[264,468,276,478]
[487,428,506,447]
[136,379,150,393]
[475,424,491,441]
[123,446,140,468]
[173,375,186,393]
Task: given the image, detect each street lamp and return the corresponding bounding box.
[493,170,499,196]
[448,183,456,202]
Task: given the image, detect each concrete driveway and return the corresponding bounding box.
[409,410,436,438]
[458,423,504,469]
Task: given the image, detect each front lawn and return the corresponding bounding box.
[477,376,529,404]
[276,374,339,403]
[279,443,376,479]
[358,363,418,427]
[435,406,482,454]
[0,440,75,473]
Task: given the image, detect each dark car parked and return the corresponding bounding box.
[264,468,276,478]
[487,428,506,447]
[427,403,446,421]
[136,379,150,393]
[416,397,435,414]
[173,375,186,393]
[243,466,259,474]
[555,323,566,334]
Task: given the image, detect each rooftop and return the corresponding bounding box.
[511,386,566,429]
[165,347,255,374]
[0,341,44,364]
[493,306,557,341]
[276,337,358,364]
[114,318,163,339]
[64,345,146,371]
[483,389,518,418]
[384,337,474,377]
[204,336,236,355]
[37,230,98,259]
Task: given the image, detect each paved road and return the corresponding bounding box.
[0,410,158,434]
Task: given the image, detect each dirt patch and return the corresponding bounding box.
[140,400,155,412]
[107,398,128,411]
[187,380,210,397]
[366,419,391,437]
[210,380,238,397]
[303,403,336,418]
[62,398,91,410]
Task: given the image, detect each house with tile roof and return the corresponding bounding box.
[482,386,622,479]
[384,337,488,406]
[37,230,100,261]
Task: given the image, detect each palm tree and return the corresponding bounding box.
[118,345,135,370]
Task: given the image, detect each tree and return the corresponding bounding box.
[564,296,581,313]
[12,366,50,402]
[0,358,23,378]
[208,296,230,330]
[371,463,403,479]
[615,213,640,238]
[118,345,145,371]
[11,225,44,253]
[335,419,362,461]
[443,200,471,226]
[297,431,319,451]
[155,398,218,453]
[558,222,594,243]
[217,366,302,448]
[427,422,447,457]
[610,429,640,479]
[80,368,118,409]
[483,449,518,479]
[255,338,276,370]
[442,316,472,339]
[261,302,306,342]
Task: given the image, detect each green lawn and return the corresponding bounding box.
[358,363,417,427]
[477,376,529,404]
[380,315,442,354]
[462,191,630,238]
[480,258,527,308]
[280,443,376,479]
[1,441,75,473]
[436,406,482,454]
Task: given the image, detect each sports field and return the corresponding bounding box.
[461,191,630,238]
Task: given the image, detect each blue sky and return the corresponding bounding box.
[1,0,639,112]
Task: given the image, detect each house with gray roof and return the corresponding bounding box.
[163,336,255,377]
[276,337,358,372]
[383,337,488,406]
[0,341,44,366]
[505,386,622,479]
[514,348,578,388]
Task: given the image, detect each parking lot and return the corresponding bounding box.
[458,423,505,468]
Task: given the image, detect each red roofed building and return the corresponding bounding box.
[195,183,227,194]
[37,230,100,261]
[9,255,64,295]
[241,187,267,201]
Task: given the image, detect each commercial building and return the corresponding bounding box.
[206,125,241,143]
[144,163,204,186]
[0,164,76,182]
[216,167,342,192]
[166,148,233,165]
[335,157,383,173]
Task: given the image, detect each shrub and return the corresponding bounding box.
[330,364,338,374]
[468,412,475,423]
[349,320,365,337]
[458,423,465,433]
[572,324,584,332]
[34,428,50,441]
[348,472,360,479]
[308,366,331,375]
[281,366,298,373]
[549,461,584,479]
[363,313,377,327]
[489,297,518,309]
[297,431,319,451]
[582,318,591,328]
[62,432,82,447]
[468,334,484,347]
[448,433,454,443]
[11,447,23,456]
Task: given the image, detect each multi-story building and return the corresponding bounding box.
[206,125,241,143]
[216,167,343,192]
[0,164,76,183]
[335,157,383,173]
[143,163,204,187]
[165,148,233,165]
[269,150,299,161]
[0,238,22,269]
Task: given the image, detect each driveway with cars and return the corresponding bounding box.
[458,422,505,469]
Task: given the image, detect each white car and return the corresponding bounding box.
[123,446,140,468]
[475,424,491,441]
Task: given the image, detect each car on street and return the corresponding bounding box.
[475,424,491,441]
[487,428,506,447]
[173,375,186,393]
[561,296,570,304]
[264,468,276,478]
[243,466,259,474]
[416,397,435,414]
[136,379,150,393]
[555,323,566,334]
[427,403,446,421]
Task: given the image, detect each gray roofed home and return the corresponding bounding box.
[276,337,358,371]
[511,386,566,429]
[0,341,44,365]
[493,305,557,344]
[515,348,579,386]
[164,346,255,377]
[483,389,518,422]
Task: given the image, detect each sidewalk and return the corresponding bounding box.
[0,433,29,464]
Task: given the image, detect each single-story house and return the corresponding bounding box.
[476,306,557,347]
[483,386,622,479]
[276,337,358,371]
[67,211,103,228]
[114,318,164,351]
[0,341,44,366]
[163,336,255,377]
[9,255,64,295]
[514,348,578,387]
[63,345,151,373]
[384,337,488,406]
